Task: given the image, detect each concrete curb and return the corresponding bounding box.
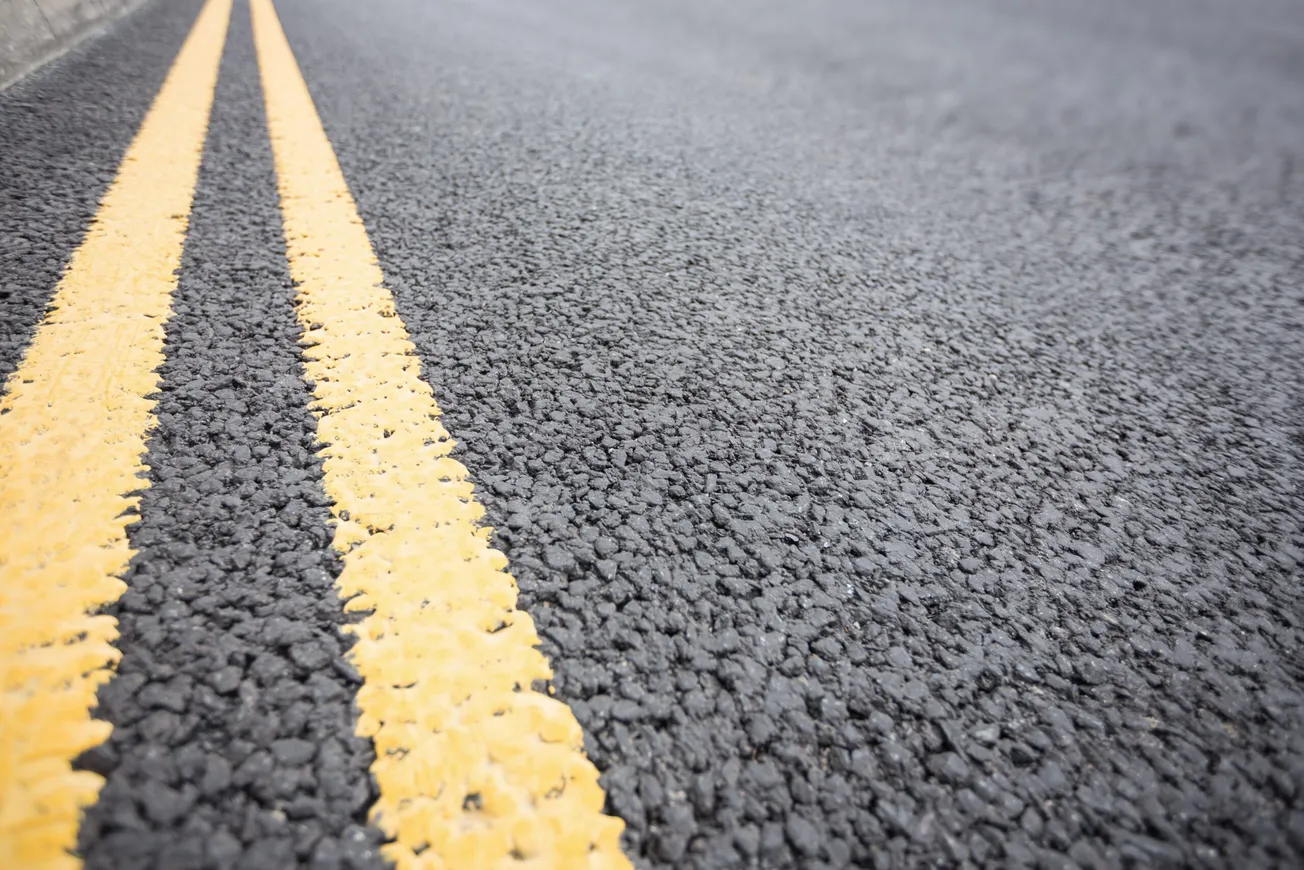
[0,0,149,90]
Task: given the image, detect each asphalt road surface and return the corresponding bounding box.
[1,0,1302,868]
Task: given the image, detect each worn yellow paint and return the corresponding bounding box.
[249,1,630,868]
[0,0,231,867]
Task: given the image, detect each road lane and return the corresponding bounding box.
[277,0,1304,866]
[0,0,1301,867]
[0,1,229,864]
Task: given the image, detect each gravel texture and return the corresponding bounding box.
[280,0,1304,866]
[1,0,1302,867]
[68,5,388,867]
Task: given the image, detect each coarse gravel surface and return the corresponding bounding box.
[67,5,389,867]
[2,0,1303,867]
[280,0,1304,866]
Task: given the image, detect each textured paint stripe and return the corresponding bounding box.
[249,2,631,868]
[0,1,231,867]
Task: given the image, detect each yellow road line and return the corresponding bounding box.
[250,2,630,867]
[0,0,232,866]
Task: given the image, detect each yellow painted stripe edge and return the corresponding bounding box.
[248,2,632,868]
[0,0,232,867]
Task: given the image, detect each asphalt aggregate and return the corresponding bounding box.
[70,4,388,866]
[2,0,1303,867]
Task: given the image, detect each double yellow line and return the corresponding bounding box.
[0,1,630,867]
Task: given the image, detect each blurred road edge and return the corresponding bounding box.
[0,0,150,90]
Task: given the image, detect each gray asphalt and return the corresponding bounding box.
[2,0,1303,867]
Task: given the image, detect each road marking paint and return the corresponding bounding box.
[250,1,630,868]
[0,0,231,866]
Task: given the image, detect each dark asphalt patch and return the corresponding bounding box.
[0,0,195,385]
[279,0,1304,866]
[73,5,387,868]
